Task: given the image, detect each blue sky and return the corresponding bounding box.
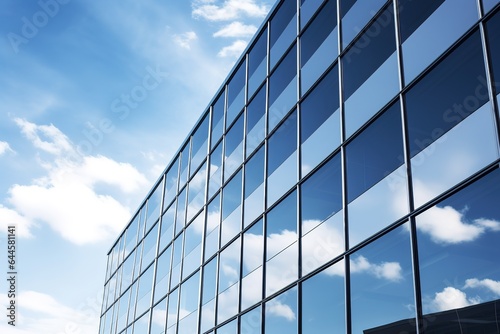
[0,1,275,332]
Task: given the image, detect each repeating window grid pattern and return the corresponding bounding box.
[99,0,500,333]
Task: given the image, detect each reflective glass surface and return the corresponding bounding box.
[350,223,415,334]
[342,4,398,137]
[300,0,338,94]
[267,111,297,206]
[224,114,244,181]
[179,144,190,188]
[269,45,297,132]
[208,142,223,200]
[270,0,297,69]
[264,287,297,333]
[205,195,221,260]
[150,297,167,334]
[145,183,162,233]
[246,85,266,157]
[240,306,262,334]
[227,61,246,127]
[483,0,500,13]
[300,67,340,175]
[486,9,500,98]
[164,159,179,208]
[221,170,242,246]
[300,0,326,28]
[340,0,387,48]
[159,203,175,252]
[201,258,217,333]
[244,146,265,226]
[191,115,209,175]
[416,169,500,332]
[154,246,171,303]
[175,188,187,234]
[241,219,264,310]
[182,212,203,279]
[211,93,225,149]
[248,29,267,98]
[187,162,206,222]
[218,238,241,323]
[399,0,478,84]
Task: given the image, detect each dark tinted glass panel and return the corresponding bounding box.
[248,29,267,98]
[340,0,388,48]
[342,5,396,100]
[486,10,500,88]
[300,0,338,93]
[346,103,404,202]
[268,112,297,175]
[246,85,266,156]
[269,45,297,131]
[405,31,487,157]
[300,0,326,28]
[483,0,500,13]
[227,61,246,127]
[416,169,500,332]
[270,0,297,69]
[398,0,445,42]
[211,93,225,149]
[190,115,209,173]
[350,224,416,334]
[224,114,244,180]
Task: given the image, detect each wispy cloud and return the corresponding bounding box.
[173,31,198,49]
[213,21,257,38]
[1,119,148,245]
[192,0,269,21]
[267,299,296,321]
[218,39,248,57]
[0,141,14,155]
[351,255,403,282]
[464,278,500,296]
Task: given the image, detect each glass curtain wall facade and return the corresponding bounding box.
[99,0,500,333]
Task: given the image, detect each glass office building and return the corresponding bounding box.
[99,0,500,333]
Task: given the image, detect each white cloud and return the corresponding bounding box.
[173,31,198,49]
[192,0,269,21]
[430,287,479,312]
[0,141,14,155]
[0,290,100,334]
[0,204,35,238]
[417,205,500,244]
[464,278,500,296]
[2,120,149,245]
[218,39,248,57]
[351,255,403,282]
[213,21,257,38]
[267,299,296,321]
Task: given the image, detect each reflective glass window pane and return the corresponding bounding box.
[145,182,162,235]
[350,223,416,334]
[346,103,407,246]
[218,238,241,323]
[240,306,262,334]
[166,288,179,333]
[340,0,387,48]
[300,67,340,175]
[159,203,175,252]
[399,0,478,84]
[176,188,187,235]
[133,240,143,279]
[141,224,158,271]
[269,45,297,132]
[227,61,246,127]
[246,85,266,157]
[264,287,297,333]
[187,162,206,222]
[132,311,149,333]
[205,195,221,260]
[242,220,264,310]
[179,144,190,188]
[124,216,138,258]
[136,265,154,317]
[342,5,399,137]
[416,169,500,332]
[266,191,298,296]
[301,261,345,333]
[150,297,167,334]
[301,155,344,275]
[182,212,204,279]
[486,10,500,99]
[216,319,237,334]
[483,0,500,13]
[127,282,138,326]
[221,170,242,246]
[267,111,297,206]
[244,147,265,226]
[164,158,179,208]
[154,246,171,304]
[300,0,326,28]
[208,142,223,200]
[116,289,131,333]
[201,258,217,333]
[191,114,209,174]
[224,114,244,181]
[248,29,267,98]
[211,92,225,149]
[179,271,200,323]
[170,235,183,289]
[300,0,338,94]
[270,0,297,69]
[406,31,498,207]
[121,251,135,289]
